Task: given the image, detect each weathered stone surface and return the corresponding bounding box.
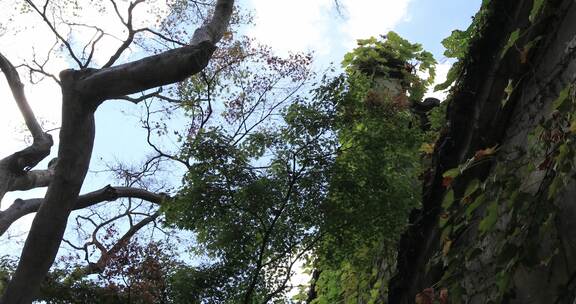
[388,0,576,303]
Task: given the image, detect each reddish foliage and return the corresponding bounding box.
[415,287,449,304]
[442,176,454,188]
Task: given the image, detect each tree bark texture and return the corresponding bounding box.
[0,1,234,302]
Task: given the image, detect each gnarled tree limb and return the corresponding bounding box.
[76,0,234,101]
[0,53,44,139]
[76,41,217,101]
[0,53,53,205]
[1,1,234,302]
[0,185,167,242]
[9,169,54,192]
[76,211,160,278]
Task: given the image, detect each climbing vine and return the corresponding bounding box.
[342,31,436,102]
[308,32,438,303]
[434,83,576,303]
[406,0,576,302]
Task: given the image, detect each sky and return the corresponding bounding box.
[0,0,481,280]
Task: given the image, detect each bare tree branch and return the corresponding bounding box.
[9,169,54,192]
[139,28,187,47]
[1,1,234,301]
[81,212,160,276]
[102,0,146,68]
[0,185,167,237]
[76,0,234,101]
[23,38,62,85]
[0,53,53,205]
[24,0,83,68]
[142,101,192,169]
[0,53,44,140]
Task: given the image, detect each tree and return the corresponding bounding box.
[148,33,330,302]
[0,0,234,302]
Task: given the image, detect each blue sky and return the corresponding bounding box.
[396,0,481,58]
[245,0,480,66]
[0,0,481,254]
[94,0,484,183]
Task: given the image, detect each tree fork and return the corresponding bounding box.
[1,74,96,303]
[1,0,235,302]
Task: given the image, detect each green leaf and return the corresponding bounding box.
[466,194,484,219]
[496,271,510,293]
[440,218,452,234]
[552,85,571,111]
[441,30,470,59]
[464,179,481,198]
[557,143,570,163]
[442,190,455,209]
[529,0,544,22]
[548,176,564,200]
[502,79,515,107]
[434,62,460,91]
[443,168,461,178]
[523,36,543,52]
[500,29,520,59]
[478,200,498,233]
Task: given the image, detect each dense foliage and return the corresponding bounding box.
[307,32,436,303]
[0,13,438,302]
[1,241,179,304]
[52,30,433,303]
[342,32,436,102]
[425,0,576,302]
[160,33,337,302]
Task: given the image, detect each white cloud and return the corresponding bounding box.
[338,0,412,46]
[248,0,334,55]
[246,0,412,65]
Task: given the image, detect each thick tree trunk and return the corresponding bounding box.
[1,74,96,303]
[0,1,234,302]
[389,0,576,303]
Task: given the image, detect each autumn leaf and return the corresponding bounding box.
[415,293,432,304]
[420,143,435,154]
[474,145,498,160]
[415,288,435,304]
[441,168,460,188]
[442,176,454,187]
[222,31,233,40]
[439,288,449,304]
[442,239,452,257]
[520,47,529,64]
[538,156,553,170]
